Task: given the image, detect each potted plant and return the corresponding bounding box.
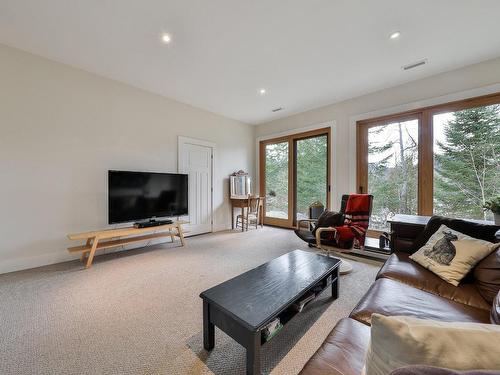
[484,196,500,225]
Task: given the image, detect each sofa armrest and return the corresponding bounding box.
[392,237,417,253]
[390,223,426,254]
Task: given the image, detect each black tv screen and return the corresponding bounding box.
[108,170,188,224]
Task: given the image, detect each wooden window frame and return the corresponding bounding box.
[357,92,500,230]
[259,127,331,228]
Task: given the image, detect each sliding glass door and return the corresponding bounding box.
[260,128,330,228]
[295,135,328,221]
[263,140,292,227]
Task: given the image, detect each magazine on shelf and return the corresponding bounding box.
[262,318,283,341]
[292,292,316,312]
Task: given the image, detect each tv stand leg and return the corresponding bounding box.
[177,224,186,246]
[86,237,99,268]
[80,239,91,262]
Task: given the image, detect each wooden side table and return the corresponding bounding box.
[67,221,187,268]
[387,214,430,252]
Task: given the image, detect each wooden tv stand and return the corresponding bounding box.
[67,221,187,268]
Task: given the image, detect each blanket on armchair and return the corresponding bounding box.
[327,194,371,248]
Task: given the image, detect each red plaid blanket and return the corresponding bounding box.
[328,194,371,248]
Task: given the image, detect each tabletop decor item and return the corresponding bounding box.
[230,171,251,198]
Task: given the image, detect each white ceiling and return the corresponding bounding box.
[1,1,500,125]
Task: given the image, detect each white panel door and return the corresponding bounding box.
[180,142,213,236]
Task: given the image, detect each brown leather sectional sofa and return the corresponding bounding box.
[299,216,500,375]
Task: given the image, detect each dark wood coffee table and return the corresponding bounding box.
[199,250,340,375]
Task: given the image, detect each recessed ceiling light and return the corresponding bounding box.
[389,31,401,40]
[161,33,171,44]
[259,89,266,95]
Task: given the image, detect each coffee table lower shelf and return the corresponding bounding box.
[202,269,339,375]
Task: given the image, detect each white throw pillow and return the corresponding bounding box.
[363,314,500,375]
[409,224,499,286]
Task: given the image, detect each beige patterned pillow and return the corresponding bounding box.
[410,224,499,286]
[363,314,500,375]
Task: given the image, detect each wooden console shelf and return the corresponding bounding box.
[67,221,187,268]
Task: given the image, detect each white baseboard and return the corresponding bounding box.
[0,251,77,275]
[0,223,235,275]
[0,237,174,275]
[213,223,232,232]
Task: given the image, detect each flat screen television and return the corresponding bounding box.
[108,170,188,224]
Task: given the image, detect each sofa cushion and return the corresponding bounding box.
[299,318,370,375]
[390,366,500,375]
[349,278,491,326]
[474,247,500,304]
[409,225,499,286]
[377,252,490,310]
[364,314,500,375]
[409,216,499,253]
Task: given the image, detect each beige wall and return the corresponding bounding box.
[256,57,500,210]
[2,42,499,274]
[0,44,255,273]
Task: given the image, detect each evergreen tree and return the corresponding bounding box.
[265,142,289,216]
[434,105,500,220]
[296,136,327,217]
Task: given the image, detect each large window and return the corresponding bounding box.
[260,128,330,228]
[367,119,419,230]
[358,93,500,230]
[433,105,500,221]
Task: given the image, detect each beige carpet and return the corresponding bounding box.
[0,227,380,375]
